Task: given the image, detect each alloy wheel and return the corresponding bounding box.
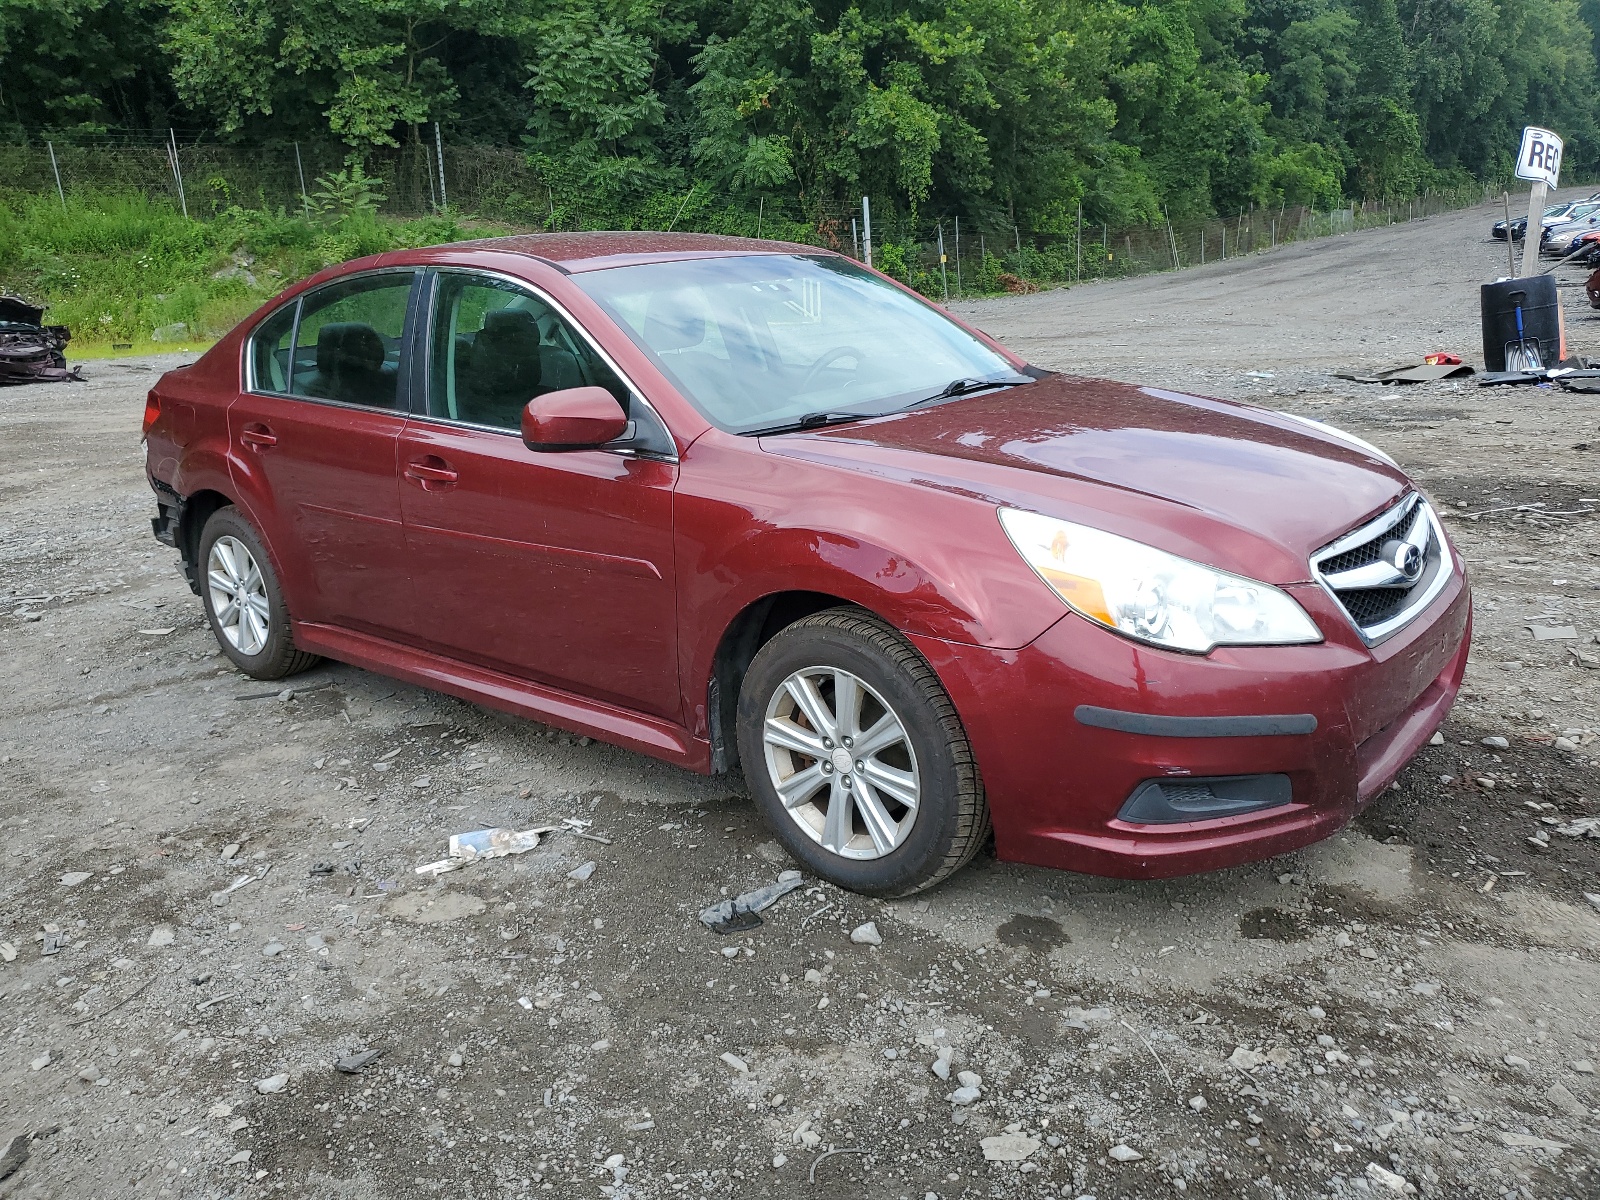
[207,535,270,656]
[761,666,920,859]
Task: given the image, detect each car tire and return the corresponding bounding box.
[197,507,320,680]
[736,607,989,896]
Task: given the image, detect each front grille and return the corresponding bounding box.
[1311,494,1453,645]
[1337,587,1413,626]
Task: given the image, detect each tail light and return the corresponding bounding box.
[142,390,161,439]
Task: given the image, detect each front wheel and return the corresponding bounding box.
[736,608,989,896]
[197,507,320,680]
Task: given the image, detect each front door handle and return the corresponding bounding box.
[404,456,459,490]
[239,424,277,449]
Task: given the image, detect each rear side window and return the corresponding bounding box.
[288,272,417,409]
[251,303,297,393]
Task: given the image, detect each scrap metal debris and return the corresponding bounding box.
[416,825,558,875]
[698,871,804,934]
[0,297,81,385]
[1335,360,1474,384]
[561,816,612,844]
[334,1048,383,1074]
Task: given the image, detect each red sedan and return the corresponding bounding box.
[143,233,1470,895]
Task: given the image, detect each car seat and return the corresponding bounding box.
[461,308,543,427]
[300,322,395,407]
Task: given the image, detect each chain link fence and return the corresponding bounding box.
[6,138,1504,298]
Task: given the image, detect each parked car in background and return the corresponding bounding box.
[1574,230,1600,268]
[1541,205,1600,257]
[1493,199,1596,241]
[141,233,1470,895]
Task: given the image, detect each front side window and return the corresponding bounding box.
[287,272,416,409]
[428,273,628,431]
[574,254,1030,433]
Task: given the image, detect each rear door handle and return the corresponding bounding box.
[404,456,459,490]
[239,424,277,449]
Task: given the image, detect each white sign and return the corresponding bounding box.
[1515,126,1563,188]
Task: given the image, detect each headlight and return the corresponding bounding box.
[998,508,1322,653]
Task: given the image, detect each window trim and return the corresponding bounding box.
[413,267,677,461]
[243,267,422,414]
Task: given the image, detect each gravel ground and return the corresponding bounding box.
[1,196,1596,1200]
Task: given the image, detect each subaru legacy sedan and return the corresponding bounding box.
[142,233,1469,895]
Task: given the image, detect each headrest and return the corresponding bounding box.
[468,308,542,397]
[479,308,542,349]
[316,322,384,375]
[642,294,707,352]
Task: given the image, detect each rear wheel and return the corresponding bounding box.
[198,507,320,680]
[736,608,988,896]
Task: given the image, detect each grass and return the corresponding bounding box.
[65,338,218,360]
[0,190,498,345]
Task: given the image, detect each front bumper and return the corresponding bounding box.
[912,565,1470,878]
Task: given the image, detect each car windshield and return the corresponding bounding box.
[573,254,1031,433]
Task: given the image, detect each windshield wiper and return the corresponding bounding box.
[740,411,879,437]
[902,375,1019,410]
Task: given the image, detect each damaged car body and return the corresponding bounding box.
[0,296,82,385]
[141,233,1470,895]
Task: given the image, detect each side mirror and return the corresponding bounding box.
[521,386,629,452]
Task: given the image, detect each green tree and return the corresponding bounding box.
[164,0,528,150]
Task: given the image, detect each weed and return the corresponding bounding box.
[0,190,493,345]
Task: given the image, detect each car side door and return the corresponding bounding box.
[228,269,421,637]
[396,269,682,721]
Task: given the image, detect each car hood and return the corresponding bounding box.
[761,374,1412,586]
[1548,216,1600,235]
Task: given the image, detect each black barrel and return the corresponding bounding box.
[1481,275,1561,371]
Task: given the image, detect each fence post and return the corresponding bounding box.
[434,123,448,211]
[422,140,438,213]
[46,141,66,208]
[1503,192,1515,277]
[757,196,764,239]
[293,143,311,218]
[1076,202,1083,282]
[167,129,188,218]
[1220,223,1226,259]
[852,217,860,260]
[937,222,949,302]
[862,196,872,268]
[1200,227,1205,265]
[954,214,962,296]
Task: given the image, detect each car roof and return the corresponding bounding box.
[445,231,827,274]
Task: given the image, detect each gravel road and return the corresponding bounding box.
[1,196,1596,1200]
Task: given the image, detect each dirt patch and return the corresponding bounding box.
[384,889,488,923]
[1238,907,1308,942]
[1359,731,1600,900]
[995,913,1070,951]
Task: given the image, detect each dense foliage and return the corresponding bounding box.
[3,0,1597,229]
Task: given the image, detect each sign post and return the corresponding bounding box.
[1515,126,1562,276]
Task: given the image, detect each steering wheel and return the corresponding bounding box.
[799,345,864,394]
